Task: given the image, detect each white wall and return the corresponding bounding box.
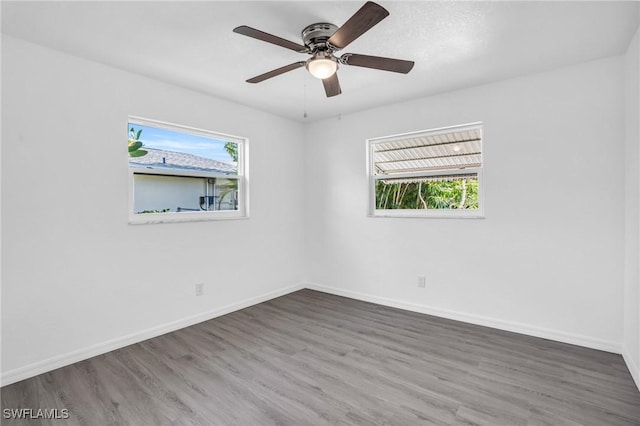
[304,56,626,352]
[133,175,238,213]
[2,32,637,388]
[624,28,640,389]
[1,36,306,382]
[133,174,207,213]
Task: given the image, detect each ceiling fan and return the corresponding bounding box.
[233,1,414,97]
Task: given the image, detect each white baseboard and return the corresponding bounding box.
[622,345,640,392]
[304,282,622,354]
[2,282,626,387]
[1,283,304,387]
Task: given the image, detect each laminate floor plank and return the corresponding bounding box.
[2,290,639,425]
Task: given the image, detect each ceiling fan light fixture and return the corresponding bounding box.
[306,56,338,79]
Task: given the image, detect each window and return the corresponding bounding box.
[367,123,483,218]
[128,117,248,224]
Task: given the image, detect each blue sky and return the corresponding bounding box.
[129,123,236,163]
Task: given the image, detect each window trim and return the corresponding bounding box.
[127,116,249,225]
[366,122,484,219]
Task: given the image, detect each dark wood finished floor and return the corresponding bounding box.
[2,289,639,425]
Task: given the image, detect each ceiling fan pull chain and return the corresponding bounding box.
[303,73,308,119]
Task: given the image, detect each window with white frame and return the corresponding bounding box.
[128,117,248,224]
[367,123,483,218]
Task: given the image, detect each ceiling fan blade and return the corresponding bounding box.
[233,26,309,53]
[327,2,389,50]
[247,62,307,83]
[322,73,342,97]
[340,53,414,74]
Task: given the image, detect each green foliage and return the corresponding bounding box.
[217,180,238,210]
[224,142,238,162]
[128,127,148,158]
[128,141,143,152]
[375,179,478,210]
[129,150,148,158]
[139,208,171,214]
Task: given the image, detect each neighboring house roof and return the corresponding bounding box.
[129,148,236,174]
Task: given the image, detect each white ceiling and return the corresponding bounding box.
[2,1,638,122]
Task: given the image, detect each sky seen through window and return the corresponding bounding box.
[129,123,236,164]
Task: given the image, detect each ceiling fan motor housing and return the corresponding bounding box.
[301,23,338,52]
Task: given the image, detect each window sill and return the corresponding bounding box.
[128,211,248,225]
[369,210,485,219]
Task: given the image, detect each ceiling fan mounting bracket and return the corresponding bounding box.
[338,53,352,65]
[301,23,338,52]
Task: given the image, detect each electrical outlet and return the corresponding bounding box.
[417,276,426,288]
[195,283,204,296]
